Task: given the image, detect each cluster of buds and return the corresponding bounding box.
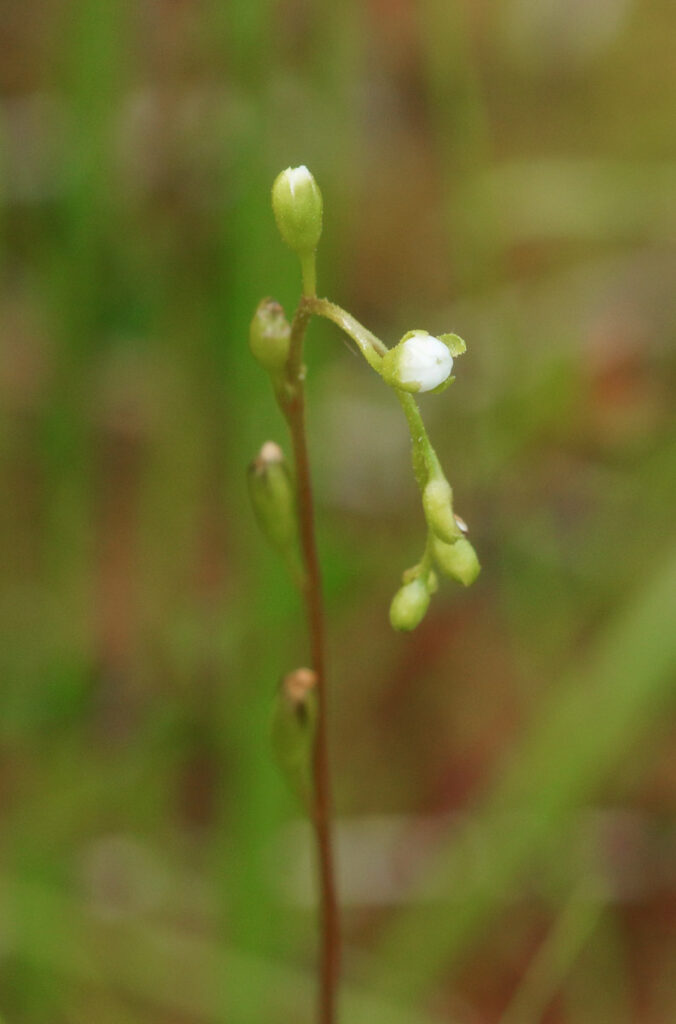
[249,164,481,638]
[389,524,480,631]
[390,464,480,630]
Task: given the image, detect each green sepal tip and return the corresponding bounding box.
[438,333,467,356]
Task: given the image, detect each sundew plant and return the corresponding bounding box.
[247,166,480,1024]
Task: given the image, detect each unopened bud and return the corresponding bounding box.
[389,576,431,631]
[271,668,318,809]
[249,298,291,373]
[422,476,461,544]
[247,442,297,554]
[271,165,323,255]
[432,536,481,587]
[382,331,454,394]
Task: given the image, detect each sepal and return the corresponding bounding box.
[438,333,467,357]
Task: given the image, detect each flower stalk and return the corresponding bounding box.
[247,165,480,1024]
[278,321,341,1024]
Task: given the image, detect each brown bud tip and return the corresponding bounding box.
[454,514,469,535]
[283,667,318,704]
[255,440,284,468]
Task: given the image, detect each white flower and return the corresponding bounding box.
[382,331,454,393]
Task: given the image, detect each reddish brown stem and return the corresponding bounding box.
[280,298,340,1024]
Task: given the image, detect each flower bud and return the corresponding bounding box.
[271,668,318,809]
[432,536,481,587]
[249,298,291,373]
[422,476,461,544]
[247,442,297,554]
[389,576,431,631]
[382,331,454,393]
[271,165,323,255]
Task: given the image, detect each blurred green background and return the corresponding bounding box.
[1,1,675,1021]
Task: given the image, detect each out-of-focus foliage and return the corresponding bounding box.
[0,1,674,1021]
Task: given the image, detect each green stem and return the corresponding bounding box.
[421,531,435,576]
[395,391,440,489]
[306,297,386,371]
[301,252,318,298]
[404,530,436,584]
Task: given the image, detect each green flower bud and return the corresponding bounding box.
[249,298,291,373]
[382,330,454,394]
[422,476,461,544]
[432,536,481,587]
[271,668,317,810]
[247,442,297,554]
[389,576,431,631]
[271,165,323,255]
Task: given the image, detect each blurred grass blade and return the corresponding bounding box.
[499,885,602,1024]
[418,0,500,289]
[1,876,449,1024]
[562,910,633,1024]
[371,546,676,1001]
[467,159,676,242]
